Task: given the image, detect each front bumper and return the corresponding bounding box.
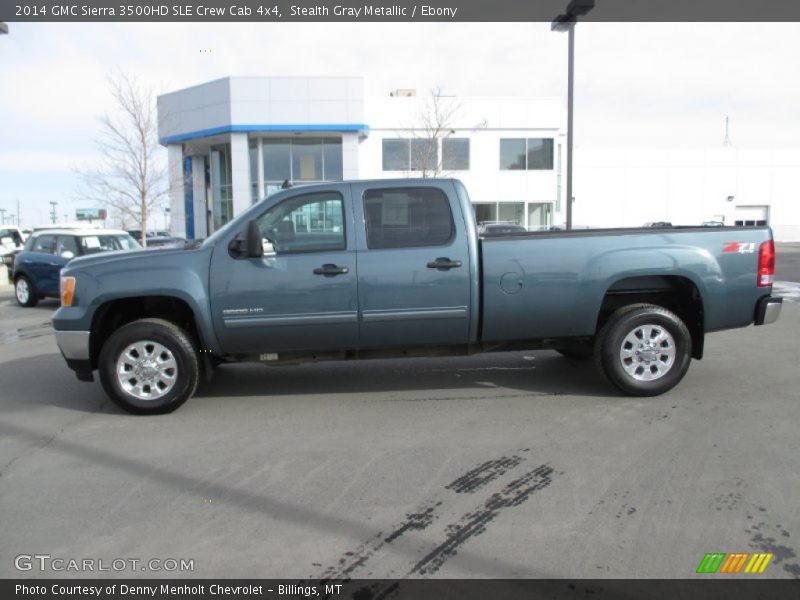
[54,330,94,382]
[754,296,782,326]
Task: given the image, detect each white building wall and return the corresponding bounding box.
[359,95,567,228]
[573,147,800,240]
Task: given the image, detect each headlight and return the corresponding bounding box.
[60,276,76,307]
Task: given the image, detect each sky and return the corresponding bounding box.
[1,21,799,228]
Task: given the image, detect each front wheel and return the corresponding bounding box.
[15,275,38,307]
[99,318,199,415]
[594,304,692,396]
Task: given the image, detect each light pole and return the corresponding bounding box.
[49,201,58,224]
[552,0,595,230]
[0,208,6,225]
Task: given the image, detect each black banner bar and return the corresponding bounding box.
[4,0,800,23]
[3,580,800,600]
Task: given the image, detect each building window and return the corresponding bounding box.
[259,138,342,192]
[500,138,554,170]
[442,138,470,170]
[382,139,439,172]
[363,187,454,249]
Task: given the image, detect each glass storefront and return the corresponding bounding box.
[248,137,344,203]
[210,144,233,230]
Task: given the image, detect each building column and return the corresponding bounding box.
[256,138,264,202]
[230,132,251,217]
[342,132,360,180]
[167,144,186,238]
[191,155,208,239]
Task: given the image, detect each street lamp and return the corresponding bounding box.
[552,0,595,230]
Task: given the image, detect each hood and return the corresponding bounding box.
[65,243,200,272]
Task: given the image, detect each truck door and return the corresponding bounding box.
[209,186,359,354]
[352,182,472,348]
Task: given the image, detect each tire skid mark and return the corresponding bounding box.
[318,451,532,584]
[409,463,554,576]
[445,455,524,494]
[319,501,442,582]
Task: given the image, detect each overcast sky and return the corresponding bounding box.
[1,21,799,227]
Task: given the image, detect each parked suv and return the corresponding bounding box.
[13,228,139,307]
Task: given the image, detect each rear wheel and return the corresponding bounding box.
[15,275,38,307]
[594,304,692,396]
[99,318,199,415]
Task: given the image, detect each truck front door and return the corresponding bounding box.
[209,186,359,354]
[352,182,472,349]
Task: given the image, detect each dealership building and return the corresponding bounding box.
[158,76,800,241]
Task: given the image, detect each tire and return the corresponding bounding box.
[99,318,199,415]
[594,303,692,396]
[555,347,593,360]
[15,275,38,307]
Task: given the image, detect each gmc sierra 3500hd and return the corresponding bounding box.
[51,179,781,414]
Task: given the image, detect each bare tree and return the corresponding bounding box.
[410,88,461,178]
[76,74,168,246]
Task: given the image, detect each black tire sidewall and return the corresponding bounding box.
[599,308,691,396]
[99,320,198,414]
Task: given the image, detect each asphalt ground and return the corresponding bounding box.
[0,245,798,580]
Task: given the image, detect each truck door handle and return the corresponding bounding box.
[313,264,349,276]
[427,258,463,270]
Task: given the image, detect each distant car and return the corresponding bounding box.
[643,221,673,228]
[1,227,27,275]
[478,223,528,235]
[13,228,140,307]
[702,221,725,227]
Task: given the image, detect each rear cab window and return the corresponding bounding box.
[363,187,454,249]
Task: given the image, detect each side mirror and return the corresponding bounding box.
[246,220,263,258]
[0,237,12,246]
[61,250,75,260]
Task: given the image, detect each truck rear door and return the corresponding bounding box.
[351,181,472,348]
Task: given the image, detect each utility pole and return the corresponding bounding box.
[49,201,58,224]
[0,208,6,225]
[552,0,595,230]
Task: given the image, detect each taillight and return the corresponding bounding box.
[757,240,775,287]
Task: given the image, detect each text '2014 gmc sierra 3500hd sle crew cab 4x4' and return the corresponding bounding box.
[52,179,781,414]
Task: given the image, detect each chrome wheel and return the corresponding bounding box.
[116,340,178,400]
[619,323,676,381]
[15,278,30,304]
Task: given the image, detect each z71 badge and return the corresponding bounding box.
[723,242,756,254]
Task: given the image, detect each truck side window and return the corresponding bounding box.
[257,191,346,254]
[363,187,454,249]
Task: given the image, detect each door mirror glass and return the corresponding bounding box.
[61,250,75,260]
[261,238,276,256]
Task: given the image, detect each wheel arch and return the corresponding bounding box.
[596,275,705,359]
[89,296,208,370]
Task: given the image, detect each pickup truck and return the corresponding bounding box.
[52,179,782,414]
